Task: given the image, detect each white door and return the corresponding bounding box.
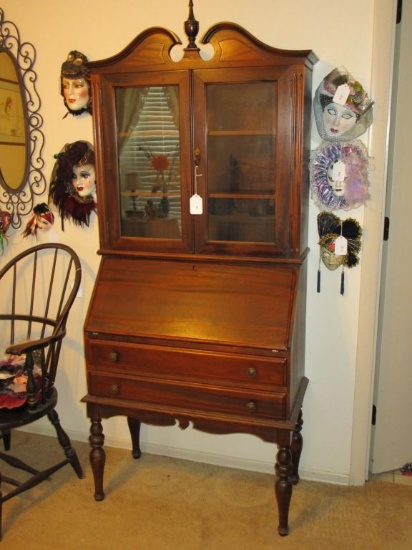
[370,0,412,474]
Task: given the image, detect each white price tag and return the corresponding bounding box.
[190,194,203,215]
[333,83,350,105]
[332,160,346,182]
[334,235,348,256]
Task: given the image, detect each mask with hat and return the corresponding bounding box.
[60,50,92,117]
[314,66,373,142]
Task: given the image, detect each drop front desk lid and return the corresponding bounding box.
[85,257,299,354]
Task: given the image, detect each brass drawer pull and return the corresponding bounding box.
[109,352,118,363]
[246,400,257,413]
[111,384,120,394]
[247,367,257,378]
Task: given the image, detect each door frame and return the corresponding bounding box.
[349,0,398,484]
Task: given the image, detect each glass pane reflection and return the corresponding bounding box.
[116,85,181,239]
[206,81,276,244]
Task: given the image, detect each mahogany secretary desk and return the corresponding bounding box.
[83,3,317,536]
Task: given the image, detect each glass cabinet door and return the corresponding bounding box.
[193,68,293,256]
[116,85,182,239]
[99,71,192,253]
[206,81,276,242]
[98,67,295,256]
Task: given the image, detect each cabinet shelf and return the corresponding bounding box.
[121,191,181,198]
[208,193,275,199]
[118,130,180,138]
[208,130,275,136]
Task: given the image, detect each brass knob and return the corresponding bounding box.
[111,384,120,394]
[109,352,118,363]
[246,400,257,412]
[247,367,257,378]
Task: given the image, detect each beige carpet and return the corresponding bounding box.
[0,431,411,549]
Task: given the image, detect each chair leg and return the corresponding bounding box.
[127,417,142,459]
[0,451,39,476]
[0,470,3,541]
[47,409,84,479]
[1,431,11,452]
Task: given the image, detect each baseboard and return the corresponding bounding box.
[18,424,350,486]
[140,442,351,486]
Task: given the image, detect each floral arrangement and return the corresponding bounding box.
[135,144,179,218]
[138,145,178,194]
[322,67,373,116]
[0,210,11,253]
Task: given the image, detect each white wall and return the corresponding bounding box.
[0,0,395,485]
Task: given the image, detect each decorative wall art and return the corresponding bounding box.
[310,140,370,211]
[60,50,92,118]
[317,211,362,295]
[22,203,55,238]
[48,141,96,228]
[310,66,372,295]
[313,66,374,142]
[0,210,11,252]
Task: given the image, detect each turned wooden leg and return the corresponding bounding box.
[127,417,142,459]
[47,409,84,479]
[290,409,303,485]
[1,431,10,452]
[275,443,293,536]
[0,451,38,476]
[0,470,3,541]
[89,417,106,501]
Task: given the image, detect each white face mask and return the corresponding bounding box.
[72,163,96,197]
[314,80,373,143]
[322,103,357,139]
[62,77,90,112]
[327,162,346,197]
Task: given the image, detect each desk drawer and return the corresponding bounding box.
[86,340,287,390]
[88,372,286,420]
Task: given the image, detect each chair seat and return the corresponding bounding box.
[0,388,58,430]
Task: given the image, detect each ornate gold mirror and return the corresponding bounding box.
[0,9,46,228]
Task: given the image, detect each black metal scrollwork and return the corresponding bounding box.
[0,8,46,229]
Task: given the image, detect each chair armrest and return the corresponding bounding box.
[6,329,66,356]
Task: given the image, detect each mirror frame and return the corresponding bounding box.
[0,9,46,229]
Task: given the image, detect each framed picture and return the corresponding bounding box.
[0,78,25,145]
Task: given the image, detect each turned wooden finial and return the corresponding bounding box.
[184,0,200,51]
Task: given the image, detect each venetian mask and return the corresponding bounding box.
[72,163,96,198]
[60,50,92,117]
[62,77,90,113]
[317,211,363,295]
[322,102,358,139]
[310,141,371,211]
[22,203,54,238]
[327,161,346,197]
[313,66,373,142]
[49,141,97,228]
[319,236,345,271]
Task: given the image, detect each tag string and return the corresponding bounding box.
[194,165,202,195]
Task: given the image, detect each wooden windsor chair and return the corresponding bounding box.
[0,243,84,540]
